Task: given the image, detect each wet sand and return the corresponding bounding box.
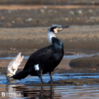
[0,25,99,52]
[0,5,99,10]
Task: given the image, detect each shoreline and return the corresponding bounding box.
[0,25,99,51]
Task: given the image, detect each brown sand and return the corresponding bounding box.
[0,25,99,74]
[0,26,99,51]
[0,5,98,10]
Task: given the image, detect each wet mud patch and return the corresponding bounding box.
[69,55,99,69]
[0,51,99,74]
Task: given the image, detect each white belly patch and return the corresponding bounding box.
[34,64,39,71]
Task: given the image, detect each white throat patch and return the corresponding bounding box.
[54,28,58,34]
[47,32,56,44]
[34,64,39,71]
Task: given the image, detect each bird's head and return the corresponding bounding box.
[49,24,69,34]
[48,24,69,44]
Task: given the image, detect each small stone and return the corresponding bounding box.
[65,18,68,21]
[8,10,11,13]
[78,10,82,14]
[26,18,32,22]
[69,11,74,15]
[12,21,15,23]
[88,9,93,13]
[40,9,45,13]
[44,6,47,9]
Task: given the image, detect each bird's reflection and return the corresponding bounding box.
[6,84,60,99]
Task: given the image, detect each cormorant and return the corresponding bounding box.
[12,24,69,83]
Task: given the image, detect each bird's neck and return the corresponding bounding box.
[47,31,56,44]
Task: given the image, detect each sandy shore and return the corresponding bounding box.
[0,25,99,53]
[0,5,98,10]
[0,25,99,74]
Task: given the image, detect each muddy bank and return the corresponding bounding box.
[0,25,99,55]
[57,78,99,86]
[69,55,99,69]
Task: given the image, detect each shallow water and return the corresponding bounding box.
[0,73,99,84]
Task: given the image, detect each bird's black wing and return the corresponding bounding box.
[23,45,52,70]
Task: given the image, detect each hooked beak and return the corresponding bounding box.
[62,26,69,28]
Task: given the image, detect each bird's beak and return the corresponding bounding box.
[57,28,63,31]
[62,26,69,28]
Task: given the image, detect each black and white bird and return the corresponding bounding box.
[12,24,69,83]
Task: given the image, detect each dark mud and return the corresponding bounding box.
[69,55,99,69]
[58,78,99,86]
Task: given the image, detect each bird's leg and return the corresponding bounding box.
[50,86,53,99]
[37,71,44,84]
[49,72,53,84]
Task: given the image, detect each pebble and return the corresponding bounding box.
[88,9,93,13]
[26,18,32,22]
[78,10,82,14]
[65,18,68,21]
[69,11,74,15]
[40,9,45,13]
[12,21,15,23]
[44,6,47,9]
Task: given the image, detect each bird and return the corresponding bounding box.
[12,24,69,84]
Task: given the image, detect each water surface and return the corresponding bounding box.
[0,84,99,99]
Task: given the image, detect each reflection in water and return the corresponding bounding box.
[6,85,24,98]
[5,84,61,99]
[0,84,99,99]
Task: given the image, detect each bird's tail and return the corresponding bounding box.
[11,70,28,80]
